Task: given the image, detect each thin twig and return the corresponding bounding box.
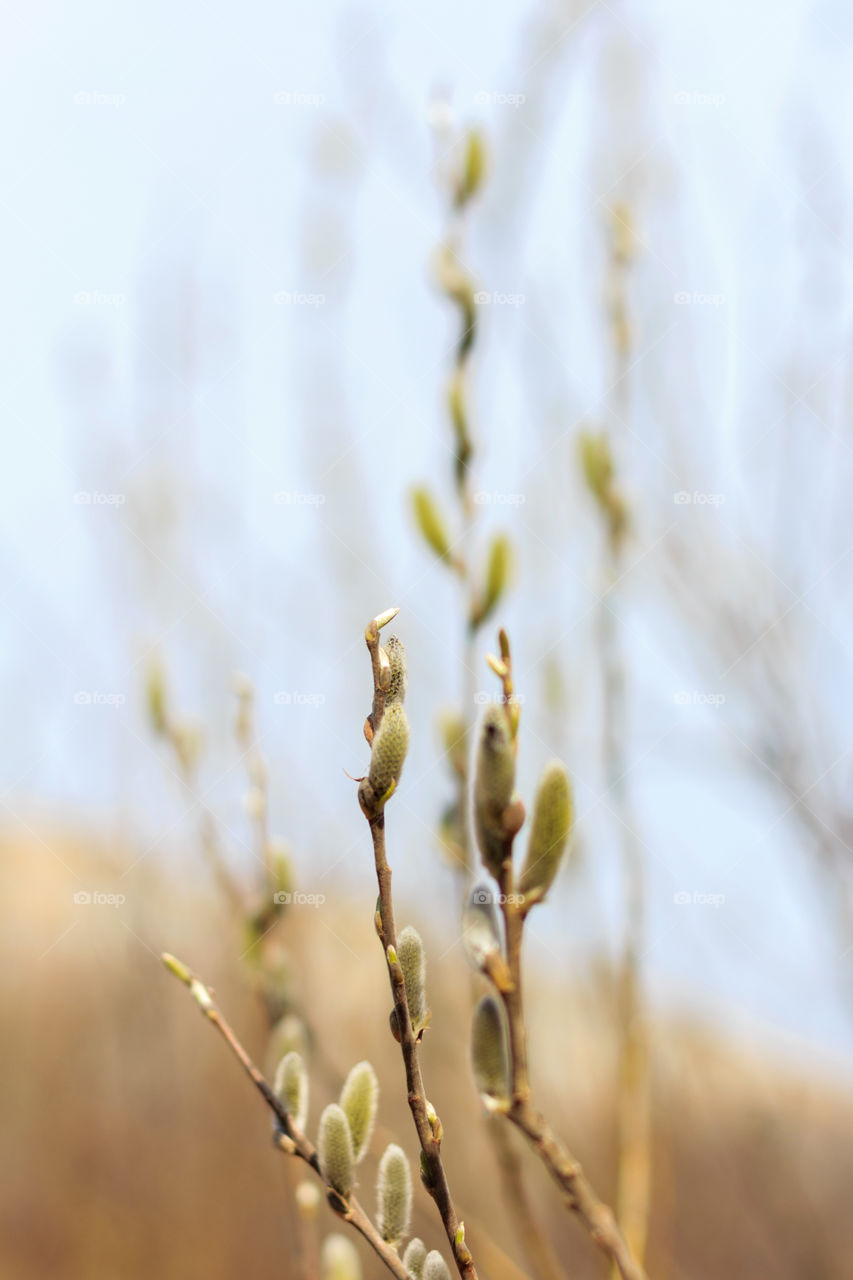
[161,953,409,1280]
[359,611,479,1280]
[487,637,647,1280]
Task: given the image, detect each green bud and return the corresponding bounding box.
[402,1238,427,1279]
[473,706,516,877]
[397,925,427,1034]
[321,1233,362,1280]
[423,1252,452,1280]
[339,1060,379,1163]
[471,995,510,1107]
[412,487,453,564]
[273,1050,309,1132]
[518,760,573,908]
[472,534,512,629]
[579,430,614,504]
[318,1104,355,1198]
[376,1143,412,1245]
[146,659,169,736]
[461,886,503,971]
[368,703,410,805]
[384,635,408,705]
[438,709,467,781]
[456,128,487,208]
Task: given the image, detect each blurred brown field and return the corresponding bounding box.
[3,828,852,1280]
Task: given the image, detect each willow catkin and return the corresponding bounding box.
[384,635,408,705]
[273,1050,308,1132]
[402,1238,427,1278]
[397,925,427,1033]
[473,705,516,877]
[376,1143,412,1245]
[321,1234,362,1280]
[470,994,510,1106]
[423,1252,452,1280]
[412,487,453,563]
[368,702,410,804]
[318,1104,355,1198]
[461,885,503,971]
[518,759,573,908]
[339,1060,378,1164]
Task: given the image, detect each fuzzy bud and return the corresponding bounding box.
[402,1238,427,1279]
[294,1180,321,1217]
[471,995,510,1108]
[472,534,512,629]
[384,635,408,705]
[274,1050,309,1132]
[318,1104,355,1198]
[518,760,573,908]
[412,487,453,564]
[321,1234,362,1280]
[423,1252,452,1280]
[367,703,410,806]
[397,925,428,1034]
[473,706,516,876]
[456,128,487,208]
[339,1060,379,1163]
[146,659,169,736]
[376,1143,412,1245]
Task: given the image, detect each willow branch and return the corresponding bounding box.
[359,612,479,1280]
[495,881,647,1280]
[161,953,409,1280]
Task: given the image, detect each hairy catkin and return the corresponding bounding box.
[376,1143,412,1244]
[423,1252,452,1280]
[473,705,516,877]
[339,1060,378,1163]
[518,759,573,907]
[318,1104,355,1197]
[402,1238,427,1278]
[321,1234,362,1280]
[273,1050,309,1131]
[397,925,427,1033]
[384,635,408,705]
[368,702,410,803]
[471,994,510,1105]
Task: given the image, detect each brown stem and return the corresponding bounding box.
[361,615,478,1280]
[162,955,409,1280]
[496,876,647,1280]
